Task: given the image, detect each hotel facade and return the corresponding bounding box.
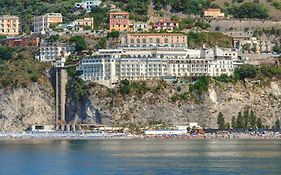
[77,47,243,87]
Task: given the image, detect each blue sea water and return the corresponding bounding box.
[0,139,280,175]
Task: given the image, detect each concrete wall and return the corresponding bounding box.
[210,19,281,32]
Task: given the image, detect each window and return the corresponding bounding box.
[156,38,160,43]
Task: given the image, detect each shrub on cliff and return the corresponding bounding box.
[189,76,209,95]
[234,64,257,80]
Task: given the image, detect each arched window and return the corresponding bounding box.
[142,38,146,43]
[164,38,168,43]
[156,38,160,43]
[130,39,134,44]
[137,39,140,43]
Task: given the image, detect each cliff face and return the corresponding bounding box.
[0,79,280,131]
[0,84,55,131]
[67,80,281,128]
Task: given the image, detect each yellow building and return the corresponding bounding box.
[33,13,63,34]
[109,11,129,32]
[0,15,20,36]
[204,8,224,18]
[75,17,94,30]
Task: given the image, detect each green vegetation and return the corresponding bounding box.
[69,36,87,53]
[227,2,269,19]
[66,76,89,101]
[171,93,189,102]
[119,79,131,95]
[189,76,209,95]
[219,109,265,130]
[107,30,120,39]
[96,37,107,49]
[0,46,50,88]
[234,64,257,80]
[113,0,149,21]
[47,34,60,43]
[233,64,281,81]
[179,19,194,30]
[187,32,232,48]
[273,45,281,54]
[217,112,225,129]
[0,0,78,33]
[272,0,281,10]
[195,20,210,30]
[215,74,236,83]
[153,0,213,15]
[90,7,109,30]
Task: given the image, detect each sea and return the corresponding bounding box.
[0,139,280,175]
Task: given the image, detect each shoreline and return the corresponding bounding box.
[0,131,280,140]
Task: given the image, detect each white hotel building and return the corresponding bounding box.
[77,47,243,87]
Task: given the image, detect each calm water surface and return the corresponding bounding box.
[0,139,280,175]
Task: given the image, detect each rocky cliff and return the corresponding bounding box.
[67,79,281,129]
[0,84,55,131]
[1,78,280,131]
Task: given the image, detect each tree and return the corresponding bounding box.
[217,112,225,129]
[231,116,236,129]
[243,108,249,128]
[249,110,257,129]
[233,64,257,80]
[236,111,243,128]
[47,34,60,43]
[96,37,106,49]
[273,119,280,129]
[225,123,231,130]
[120,79,131,95]
[69,36,87,53]
[107,30,120,39]
[257,118,263,129]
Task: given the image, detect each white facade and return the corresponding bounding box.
[132,22,148,32]
[75,0,101,12]
[77,47,242,87]
[33,13,63,34]
[36,45,74,62]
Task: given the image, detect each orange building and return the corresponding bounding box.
[204,8,224,18]
[109,11,129,32]
[0,15,20,36]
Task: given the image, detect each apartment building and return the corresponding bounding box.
[109,11,129,31]
[0,15,20,36]
[75,0,101,12]
[33,13,63,34]
[204,8,225,18]
[74,17,94,30]
[130,22,148,32]
[153,19,179,32]
[121,33,188,49]
[77,47,242,87]
[35,44,74,62]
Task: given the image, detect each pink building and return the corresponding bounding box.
[153,19,179,32]
[121,33,187,48]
